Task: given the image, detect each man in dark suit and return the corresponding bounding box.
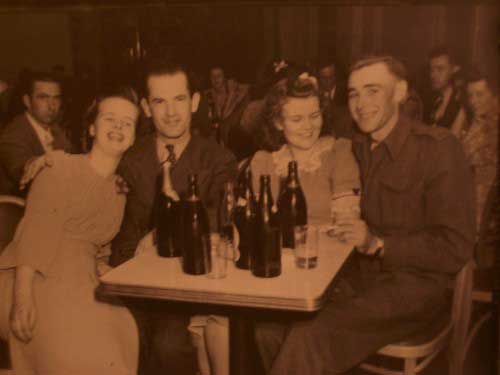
[0,71,72,196]
[423,46,466,136]
[255,55,475,374]
[110,57,237,375]
[317,60,353,139]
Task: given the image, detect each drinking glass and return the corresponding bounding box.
[207,233,228,279]
[294,225,319,269]
[329,191,361,241]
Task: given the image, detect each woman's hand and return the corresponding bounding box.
[11,265,37,342]
[10,287,36,343]
[96,263,113,277]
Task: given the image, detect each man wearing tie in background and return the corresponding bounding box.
[317,59,353,139]
[110,56,237,375]
[0,71,72,196]
[254,55,475,375]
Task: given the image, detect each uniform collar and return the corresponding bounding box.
[381,115,412,160]
[352,115,412,161]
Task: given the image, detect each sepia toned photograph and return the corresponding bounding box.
[0,1,498,375]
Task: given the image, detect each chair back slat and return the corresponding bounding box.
[449,260,474,375]
[0,195,25,254]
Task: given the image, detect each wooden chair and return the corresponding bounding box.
[0,195,26,375]
[359,260,474,375]
[461,179,499,364]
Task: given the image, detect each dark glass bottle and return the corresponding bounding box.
[233,169,257,269]
[156,167,181,257]
[278,161,308,248]
[207,97,221,144]
[251,175,281,278]
[182,174,211,275]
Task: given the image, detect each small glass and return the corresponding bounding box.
[329,191,361,241]
[207,233,228,279]
[294,225,319,269]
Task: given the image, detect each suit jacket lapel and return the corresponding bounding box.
[20,114,46,155]
[51,125,70,151]
[170,136,196,196]
[130,134,162,208]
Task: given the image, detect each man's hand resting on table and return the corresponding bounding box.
[332,218,384,257]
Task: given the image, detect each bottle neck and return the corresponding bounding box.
[287,170,300,189]
[287,162,300,189]
[259,182,273,209]
[187,176,199,201]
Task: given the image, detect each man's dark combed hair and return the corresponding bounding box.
[429,45,458,65]
[23,71,63,96]
[317,55,336,72]
[464,67,497,95]
[349,55,408,81]
[209,64,226,74]
[141,54,195,97]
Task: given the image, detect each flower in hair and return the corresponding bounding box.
[273,60,288,73]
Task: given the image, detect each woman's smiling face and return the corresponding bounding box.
[90,97,138,157]
[276,96,322,151]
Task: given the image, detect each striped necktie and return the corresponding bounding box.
[165,144,177,165]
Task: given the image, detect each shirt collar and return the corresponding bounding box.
[156,134,190,163]
[26,111,50,134]
[25,111,54,149]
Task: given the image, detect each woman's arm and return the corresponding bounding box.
[331,138,361,193]
[450,108,466,138]
[11,265,37,342]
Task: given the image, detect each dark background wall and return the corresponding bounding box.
[0,12,73,80]
[0,3,497,91]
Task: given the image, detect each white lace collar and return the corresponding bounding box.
[272,136,335,177]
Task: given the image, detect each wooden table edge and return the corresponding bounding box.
[97,282,327,312]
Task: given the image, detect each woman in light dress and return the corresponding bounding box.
[187,69,360,375]
[250,70,360,223]
[0,87,140,375]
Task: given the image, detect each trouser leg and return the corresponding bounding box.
[128,300,197,375]
[254,321,288,373]
[259,272,448,375]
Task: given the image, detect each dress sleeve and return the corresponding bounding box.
[0,153,68,277]
[331,138,361,193]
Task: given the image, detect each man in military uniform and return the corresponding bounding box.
[254,55,476,374]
